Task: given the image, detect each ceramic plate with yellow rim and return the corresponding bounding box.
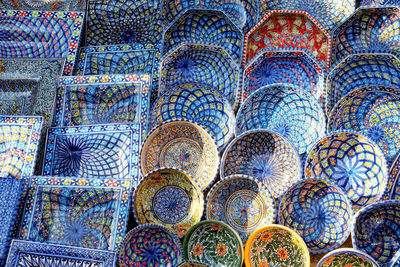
[244,224,310,267]
[133,168,204,237]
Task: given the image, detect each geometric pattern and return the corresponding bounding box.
[0,9,84,75]
[331,7,400,65]
[42,123,140,187]
[361,0,400,8]
[317,248,379,267]
[19,176,132,252]
[243,10,331,69]
[0,0,86,11]
[386,151,400,200]
[6,240,117,267]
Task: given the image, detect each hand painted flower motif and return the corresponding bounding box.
[277,247,288,260]
[304,202,334,232]
[331,155,369,192]
[211,224,222,231]
[259,261,269,267]
[262,232,272,242]
[193,244,203,256]
[139,240,170,264]
[230,196,260,225]
[216,243,227,256]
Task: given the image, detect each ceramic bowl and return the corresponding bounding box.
[316,248,379,267]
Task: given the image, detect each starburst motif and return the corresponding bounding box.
[247,153,282,183]
[367,126,385,143]
[56,137,91,174]
[174,54,198,80]
[331,155,369,191]
[230,197,261,225]
[252,63,280,85]
[304,203,333,232]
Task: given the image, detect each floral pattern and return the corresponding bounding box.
[317,249,378,267]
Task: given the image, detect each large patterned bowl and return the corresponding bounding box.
[304,131,388,210]
[220,130,301,199]
[236,84,326,156]
[140,120,218,191]
[183,220,243,267]
[133,168,204,237]
[278,178,353,253]
[119,224,183,267]
[206,175,275,244]
[244,224,310,267]
[316,248,379,267]
[352,200,400,266]
[150,83,235,150]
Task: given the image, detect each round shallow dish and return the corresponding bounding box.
[316,248,379,267]
[119,224,183,267]
[352,200,400,266]
[134,168,204,237]
[140,120,218,191]
[278,178,353,253]
[206,175,275,244]
[150,82,235,150]
[221,130,301,199]
[244,224,310,267]
[304,131,388,210]
[183,220,243,267]
[236,84,326,156]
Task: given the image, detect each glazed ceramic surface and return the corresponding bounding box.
[6,240,117,267]
[183,220,243,267]
[178,262,208,267]
[304,131,388,210]
[244,224,310,267]
[20,176,132,252]
[317,248,379,267]
[390,249,400,267]
[221,130,301,199]
[134,168,203,237]
[361,0,400,7]
[387,151,400,200]
[278,178,353,253]
[140,120,218,191]
[206,175,275,244]
[119,224,182,267]
[0,0,85,10]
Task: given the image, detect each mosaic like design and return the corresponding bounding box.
[183,221,243,267]
[244,225,310,267]
[352,200,400,266]
[42,123,140,187]
[236,84,326,156]
[243,50,324,102]
[0,116,43,180]
[278,178,353,253]
[0,0,86,11]
[241,0,259,32]
[221,130,301,199]
[0,9,84,75]
[387,151,400,200]
[259,0,355,33]
[141,121,218,191]
[325,53,400,115]
[119,224,182,267]
[329,86,400,163]
[150,83,235,150]
[54,74,150,138]
[134,168,203,237]
[163,9,243,65]
[206,175,275,244]
[361,0,400,8]
[159,44,240,108]
[86,0,162,46]
[243,10,331,69]
[20,176,132,252]
[304,131,388,210]
[317,248,379,267]
[6,240,117,267]
[332,7,400,64]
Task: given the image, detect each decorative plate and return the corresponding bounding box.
[259,0,355,33]
[243,10,331,69]
[150,83,235,150]
[140,120,218,191]
[329,85,400,163]
[220,130,301,199]
[331,7,400,64]
[0,0,86,11]
[236,84,326,156]
[352,200,400,266]
[0,178,23,264]
[134,168,203,237]
[206,175,275,244]
[316,248,379,267]
[178,261,208,267]
[183,220,243,267]
[325,53,400,115]
[0,115,43,180]
[6,240,117,267]
[119,224,183,267]
[159,44,240,108]
[53,74,150,138]
[163,9,243,65]
[244,224,310,267]
[305,131,388,210]
[0,9,84,75]
[278,178,353,253]
[20,176,132,252]
[42,123,141,187]
[361,0,400,8]
[387,151,400,200]
[243,50,324,102]
[85,0,163,46]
